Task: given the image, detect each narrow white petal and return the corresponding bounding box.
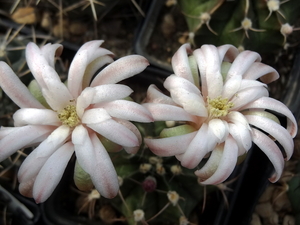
[114,118,142,154]
[245,115,294,160]
[143,103,197,122]
[87,119,139,147]
[0,62,44,109]
[76,84,133,117]
[196,136,238,184]
[222,75,242,99]
[26,42,61,90]
[228,123,252,154]
[227,111,251,129]
[252,128,284,182]
[201,45,223,98]
[145,84,176,105]
[81,108,111,124]
[19,178,35,198]
[13,108,60,126]
[169,88,207,117]
[68,40,113,97]
[243,62,279,83]
[145,131,197,156]
[90,55,149,86]
[240,97,297,138]
[33,142,74,203]
[76,87,95,118]
[208,119,229,143]
[72,125,95,175]
[226,50,261,81]
[171,43,194,83]
[40,65,73,111]
[180,124,218,169]
[193,48,208,98]
[0,127,16,139]
[89,133,119,198]
[230,86,268,110]
[40,43,63,68]
[0,125,54,162]
[238,79,267,92]
[217,44,239,62]
[100,100,153,122]
[18,125,71,183]
[164,76,200,96]
[81,55,114,90]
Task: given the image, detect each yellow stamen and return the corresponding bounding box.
[58,104,80,127]
[207,96,234,118]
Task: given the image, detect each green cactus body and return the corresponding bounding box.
[178,0,300,54]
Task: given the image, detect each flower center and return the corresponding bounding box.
[58,104,80,128]
[207,96,234,118]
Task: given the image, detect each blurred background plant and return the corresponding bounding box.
[177,0,300,54]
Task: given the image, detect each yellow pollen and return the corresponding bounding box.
[207,96,234,118]
[58,104,80,128]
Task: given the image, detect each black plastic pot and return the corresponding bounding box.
[0,183,41,225]
[135,0,180,73]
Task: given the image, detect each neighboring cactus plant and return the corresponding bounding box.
[0,28,28,76]
[178,0,300,54]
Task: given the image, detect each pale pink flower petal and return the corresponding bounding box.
[40,43,63,68]
[145,84,176,105]
[0,62,44,109]
[180,124,218,169]
[13,108,60,126]
[81,108,111,124]
[227,111,251,129]
[201,45,223,98]
[39,65,73,111]
[164,75,201,95]
[230,85,269,110]
[72,125,95,175]
[81,56,114,90]
[143,103,197,122]
[90,55,149,86]
[33,142,74,203]
[19,178,35,198]
[99,100,153,122]
[217,44,239,62]
[196,135,238,184]
[241,97,297,137]
[89,133,119,198]
[246,115,294,160]
[193,48,208,97]
[67,40,114,97]
[252,128,284,182]
[0,125,54,162]
[113,118,142,154]
[87,119,139,147]
[208,119,229,143]
[222,75,242,99]
[243,62,279,83]
[144,132,197,156]
[228,123,252,154]
[168,88,207,117]
[18,125,71,183]
[226,50,261,81]
[26,42,61,90]
[171,43,194,83]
